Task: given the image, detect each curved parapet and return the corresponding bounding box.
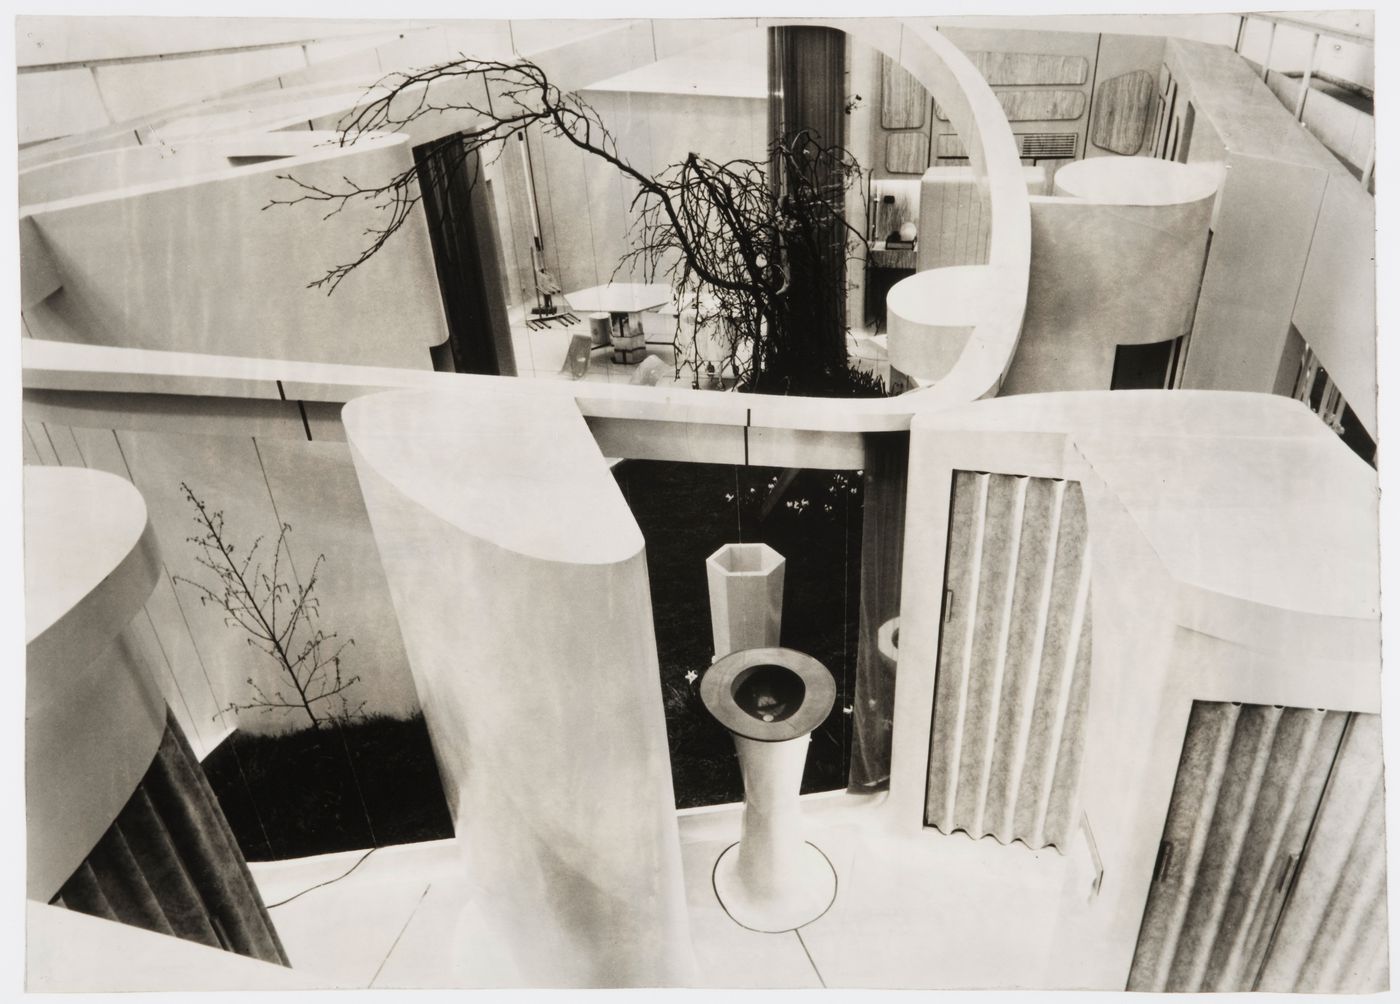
[22,18,1039,444]
[1003,157,1223,395]
[19,130,447,369]
[1051,155,1221,205]
[887,265,1002,385]
[25,466,165,901]
[859,21,1031,401]
[341,388,694,988]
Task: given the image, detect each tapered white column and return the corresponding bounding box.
[343,388,694,987]
[701,647,838,932]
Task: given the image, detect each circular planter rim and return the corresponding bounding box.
[700,646,835,742]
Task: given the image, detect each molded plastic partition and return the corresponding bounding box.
[342,388,695,987]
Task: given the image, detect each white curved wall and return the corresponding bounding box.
[343,388,694,987]
[25,466,166,901]
[1001,157,1220,395]
[21,133,447,369]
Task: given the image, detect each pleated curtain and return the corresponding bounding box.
[1129,703,1388,993]
[51,709,289,967]
[925,471,1093,851]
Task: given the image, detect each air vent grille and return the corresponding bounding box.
[1019,132,1078,159]
[936,132,1080,162]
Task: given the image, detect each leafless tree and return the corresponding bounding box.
[266,57,876,396]
[174,483,364,730]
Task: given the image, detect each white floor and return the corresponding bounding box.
[505,304,890,388]
[507,305,688,386]
[251,791,1083,989]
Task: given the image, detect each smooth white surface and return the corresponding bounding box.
[243,792,1074,989]
[24,466,153,645]
[715,734,838,933]
[713,839,837,933]
[1003,158,1219,394]
[343,388,694,987]
[19,131,337,206]
[585,29,767,99]
[887,265,1000,383]
[563,282,674,315]
[24,466,166,900]
[911,391,1378,632]
[1053,154,1223,205]
[345,388,641,566]
[21,131,446,369]
[1289,174,1378,435]
[1165,37,1374,446]
[27,902,322,992]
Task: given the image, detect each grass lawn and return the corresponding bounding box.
[201,459,864,859]
[201,714,453,861]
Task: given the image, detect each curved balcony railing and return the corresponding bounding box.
[21,17,1034,446]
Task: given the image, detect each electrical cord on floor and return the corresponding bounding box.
[265,847,377,909]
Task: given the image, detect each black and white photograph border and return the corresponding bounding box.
[8,0,1396,996]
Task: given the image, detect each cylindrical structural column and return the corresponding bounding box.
[343,389,695,988]
[701,648,837,932]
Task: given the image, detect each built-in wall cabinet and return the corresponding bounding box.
[866,30,1165,191]
[1129,703,1387,993]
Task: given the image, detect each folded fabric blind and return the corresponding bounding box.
[1129,702,1387,993]
[925,471,1092,851]
[52,710,289,967]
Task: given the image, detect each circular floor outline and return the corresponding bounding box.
[709,840,839,934]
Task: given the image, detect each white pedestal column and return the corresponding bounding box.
[701,647,838,933]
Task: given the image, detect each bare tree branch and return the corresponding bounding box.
[268,55,877,396]
[174,482,364,729]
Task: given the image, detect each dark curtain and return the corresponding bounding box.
[414,135,517,376]
[52,710,289,967]
[768,26,851,390]
[848,433,909,790]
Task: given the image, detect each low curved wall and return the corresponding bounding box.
[1002,157,1221,395]
[859,19,1033,402]
[25,466,166,900]
[20,131,447,370]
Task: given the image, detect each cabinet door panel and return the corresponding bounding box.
[1256,713,1388,993]
[1127,702,1348,992]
